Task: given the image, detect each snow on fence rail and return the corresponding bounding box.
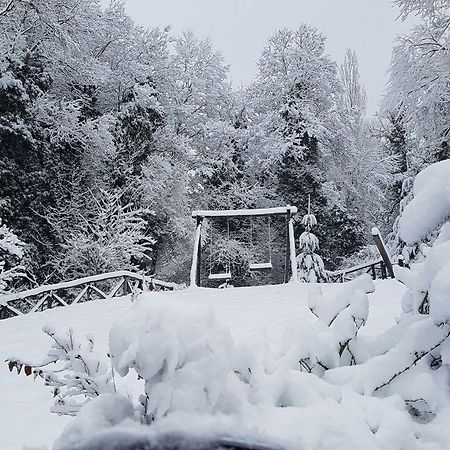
[0,271,180,320]
[328,258,385,283]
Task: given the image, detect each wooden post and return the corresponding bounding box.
[122,276,128,296]
[189,217,203,287]
[371,228,395,278]
[284,206,292,283]
[371,264,376,280]
[380,261,387,279]
[196,216,203,287]
[48,291,54,310]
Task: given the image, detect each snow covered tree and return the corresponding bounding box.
[386,2,450,169]
[49,189,153,280]
[384,0,450,260]
[0,220,26,294]
[248,27,366,268]
[297,199,328,283]
[323,50,394,243]
[395,0,450,18]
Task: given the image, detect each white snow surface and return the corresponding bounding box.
[1,279,443,450]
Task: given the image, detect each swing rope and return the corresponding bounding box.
[268,216,272,263]
[226,217,231,272]
[209,219,213,275]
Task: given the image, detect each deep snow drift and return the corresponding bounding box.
[0,280,409,450]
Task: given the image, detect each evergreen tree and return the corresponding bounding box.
[297,198,328,283]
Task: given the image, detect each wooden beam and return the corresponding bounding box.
[192,206,298,219]
[372,227,395,278]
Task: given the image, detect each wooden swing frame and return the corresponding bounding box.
[190,206,299,287]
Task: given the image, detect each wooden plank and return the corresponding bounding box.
[208,272,232,280]
[31,293,51,313]
[72,285,89,304]
[249,262,273,271]
[1,303,22,318]
[107,278,125,299]
[51,292,68,307]
[90,285,108,299]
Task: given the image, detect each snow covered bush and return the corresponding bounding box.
[0,219,26,294]
[297,203,328,282]
[7,327,114,416]
[266,274,374,378]
[109,297,240,421]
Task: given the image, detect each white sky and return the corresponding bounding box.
[112,0,416,115]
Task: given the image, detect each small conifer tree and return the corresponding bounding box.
[297,196,328,283]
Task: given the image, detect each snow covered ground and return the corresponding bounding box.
[0,280,406,450]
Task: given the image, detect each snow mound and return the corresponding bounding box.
[399,159,450,245]
[109,296,237,419]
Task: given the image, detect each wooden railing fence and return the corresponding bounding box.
[328,227,396,283]
[0,271,179,320]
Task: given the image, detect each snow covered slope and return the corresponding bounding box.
[0,281,405,450]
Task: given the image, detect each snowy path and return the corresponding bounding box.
[0,280,405,450]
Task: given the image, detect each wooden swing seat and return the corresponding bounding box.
[249,262,273,271]
[208,272,232,280]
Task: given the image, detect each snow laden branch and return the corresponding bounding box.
[394,0,450,19]
[6,326,114,416]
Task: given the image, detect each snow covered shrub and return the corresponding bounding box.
[7,327,114,416]
[277,274,374,375]
[109,297,238,421]
[0,219,26,294]
[324,161,450,422]
[309,274,374,366]
[297,204,328,283]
